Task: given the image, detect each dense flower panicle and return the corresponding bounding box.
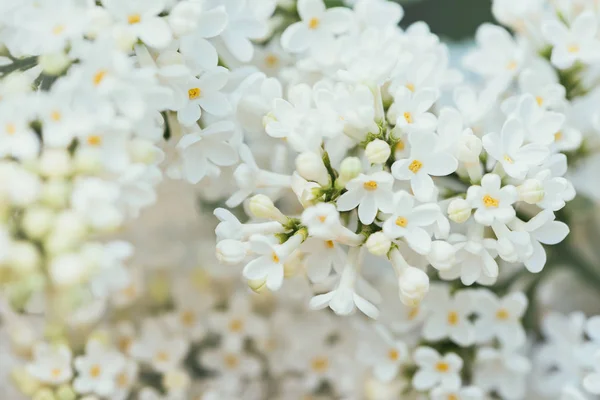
[1,0,600,399]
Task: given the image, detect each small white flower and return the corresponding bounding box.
[176,67,231,126]
[359,325,408,383]
[26,343,73,385]
[382,191,440,255]
[301,237,345,282]
[430,383,485,400]
[392,131,458,201]
[73,340,127,397]
[466,173,517,226]
[422,289,476,346]
[336,171,395,225]
[102,0,172,48]
[389,88,438,133]
[243,234,304,291]
[412,346,463,391]
[130,320,189,373]
[483,118,549,179]
[281,0,353,53]
[542,11,600,69]
[175,122,238,184]
[473,347,531,400]
[473,290,527,348]
[199,341,262,380]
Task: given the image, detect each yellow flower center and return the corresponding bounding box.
[6,123,16,135]
[155,351,170,362]
[318,215,327,223]
[448,395,458,400]
[93,70,107,86]
[51,368,62,378]
[405,83,415,92]
[408,160,423,173]
[181,310,195,326]
[395,216,408,227]
[496,308,510,320]
[188,87,201,100]
[503,154,514,164]
[128,14,141,24]
[363,180,378,191]
[447,311,459,326]
[229,319,244,333]
[308,17,320,29]
[554,131,562,141]
[264,54,279,68]
[435,361,450,373]
[408,307,419,320]
[568,44,580,53]
[50,111,61,121]
[89,364,102,378]
[118,337,132,353]
[536,96,544,106]
[52,25,65,35]
[224,354,239,369]
[395,140,405,151]
[403,111,413,124]
[325,240,334,249]
[482,194,499,208]
[388,348,400,361]
[117,372,129,387]
[506,60,517,70]
[87,135,102,146]
[271,252,280,263]
[311,356,329,372]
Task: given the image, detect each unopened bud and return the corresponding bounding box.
[248,194,287,223]
[39,53,71,76]
[365,139,391,164]
[337,157,362,188]
[295,152,330,186]
[447,198,471,224]
[216,239,247,265]
[365,232,391,256]
[248,278,267,293]
[519,179,544,204]
[38,149,72,179]
[22,207,55,240]
[427,240,456,271]
[457,134,482,162]
[398,266,429,305]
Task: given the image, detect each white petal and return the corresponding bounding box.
[298,0,325,20]
[281,22,310,53]
[138,18,173,49]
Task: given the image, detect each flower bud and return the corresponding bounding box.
[295,152,330,186]
[337,157,362,188]
[8,241,41,272]
[447,198,471,223]
[49,253,89,286]
[519,179,544,204]
[22,207,55,239]
[427,240,456,271]
[38,149,72,179]
[365,232,391,256]
[55,385,77,400]
[40,179,70,209]
[73,147,102,174]
[365,139,391,164]
[10,367,41,396]
[248,194,287,223]
[299,182,321,208]
[39,52,71,76]
[398,266,429,305]
[248,278,267,293]
[216,239,247,265]
[32,387,56,400]
[457,134,482,162]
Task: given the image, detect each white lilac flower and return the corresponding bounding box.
[26,343,73,385]
[175,122,238,184]
[176,67,231,126]
[422,288,476,346]
[482,118,549,180]
[243,234,304,291]
[412,346,463,391]
[473,290,527,348]
[391,131,458,201]
[430,383,485,400]
[542,11,600,69]
[382,191,440,255]
[388,87,438,133]
[281,0,353,53]
[466,173,517,226]
[73,340,127,397]
[336,171,395,225]
[473,347,531,400]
